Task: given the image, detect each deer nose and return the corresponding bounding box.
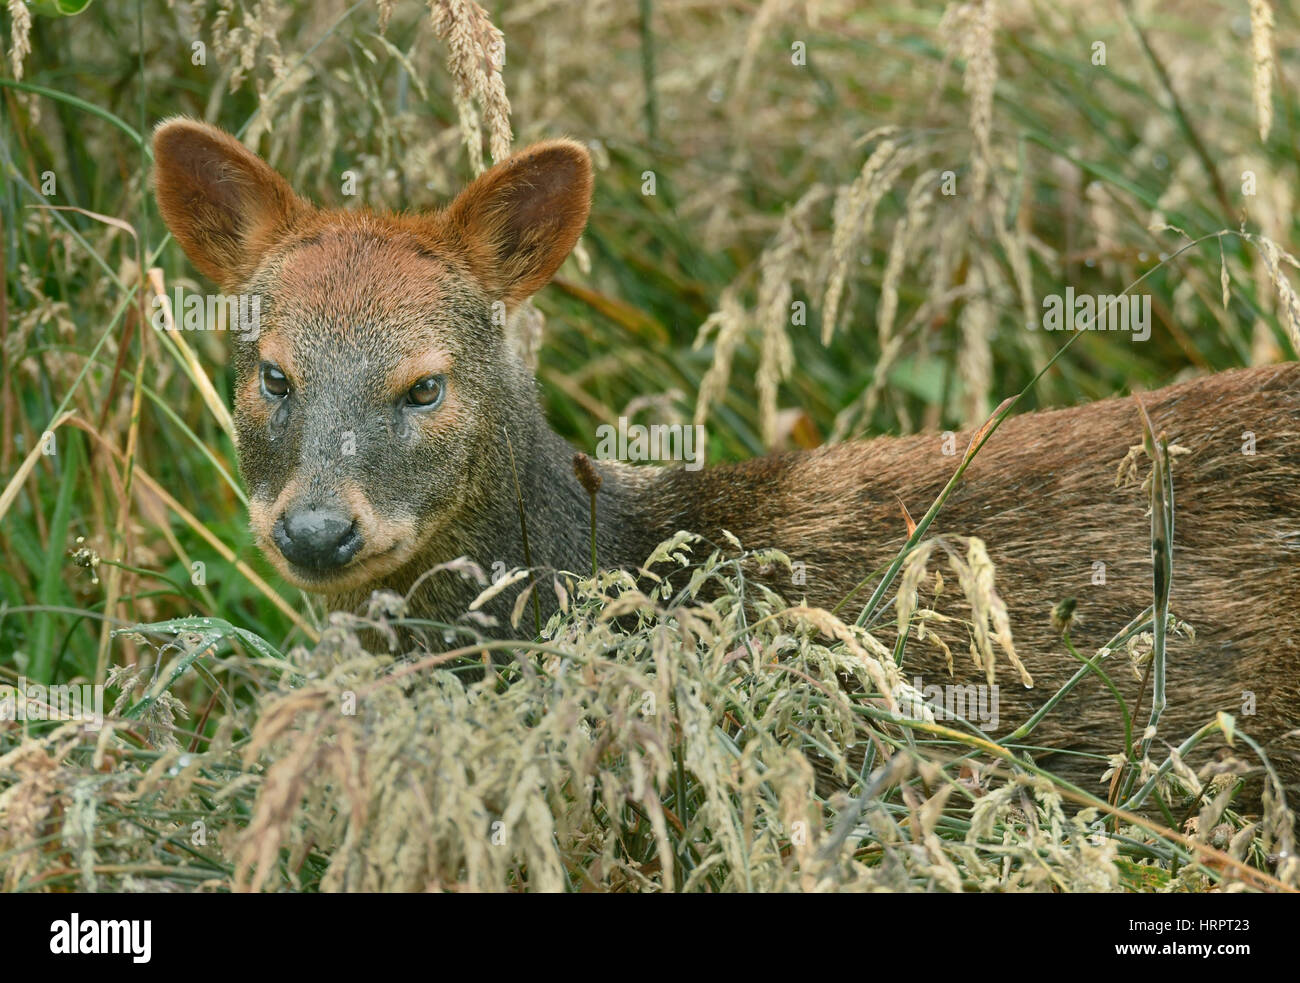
[273,507,362,571]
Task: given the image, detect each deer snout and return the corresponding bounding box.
[273,506,363,571]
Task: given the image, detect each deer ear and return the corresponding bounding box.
[152,118,308,290]
[442,140,593,306]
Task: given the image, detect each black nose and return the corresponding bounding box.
[273,508,362,571]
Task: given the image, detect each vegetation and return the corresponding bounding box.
[1,0,1296,892]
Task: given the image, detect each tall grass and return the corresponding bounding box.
[1,0,1297,891]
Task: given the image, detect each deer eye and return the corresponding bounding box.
[260,363,289,398]
[406,374,447,410]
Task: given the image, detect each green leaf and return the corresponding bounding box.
[113,616,287,720]
[31,430,82,683]
[30,0,95,17]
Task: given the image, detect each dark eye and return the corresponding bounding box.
[406,374,447,410]
[260,363,289,398]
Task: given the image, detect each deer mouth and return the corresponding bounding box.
[254,512,417,594]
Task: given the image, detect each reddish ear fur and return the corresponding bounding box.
[152,118,308,290]
[441,140,593,305]
[153,121,590,302]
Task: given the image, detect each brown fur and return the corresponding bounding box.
[653,364,1300,795]
[153,119,1300,800]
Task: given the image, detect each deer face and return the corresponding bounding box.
[152,119,592,592]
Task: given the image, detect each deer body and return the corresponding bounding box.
[153,120,1300,798]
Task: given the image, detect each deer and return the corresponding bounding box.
[152,118,1300,803]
